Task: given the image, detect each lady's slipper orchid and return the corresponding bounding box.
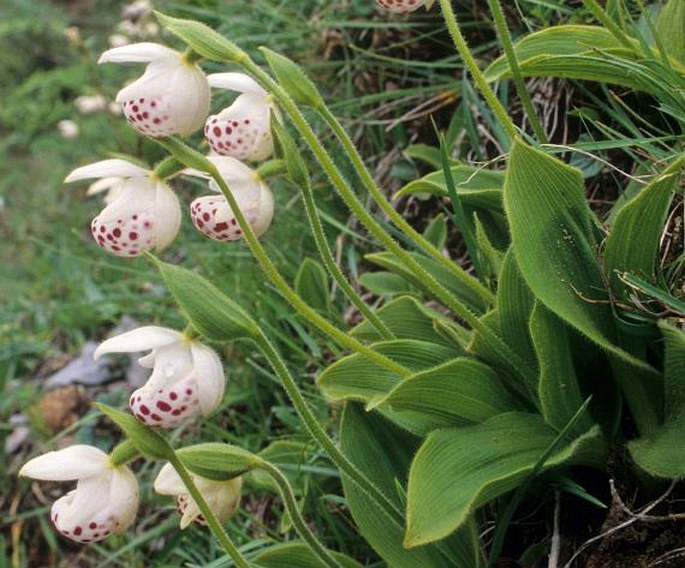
[154,463,242,529]
[98,42,210,137]
[205,73,278,161]
[94,326,225,428]
[65,159,181,257]
[19,445,138,543]
[185,156,274,241]
[377,0,435,13]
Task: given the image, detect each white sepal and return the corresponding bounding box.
[94,326,182,360]
[207,72,267,96]
[65,159,148,183]
[19,445,109,481]
[190,343,226,415]
[98,42,177,64]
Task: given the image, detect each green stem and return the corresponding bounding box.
[258,460,344,568]
[486,0,548,144]
[204,161,410,378]
[317,103,494,306]
[579,0,636,51]
[238,61,535,390]
[437,0,518,140]
[294,161,395,339]
[252,329,405,526]
[168,454,251,568]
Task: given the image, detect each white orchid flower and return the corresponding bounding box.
[185,156,274,241]
[94,326,225,428]
[19,445,139,544]
[377,0,435,13]
[205,73,279,162]
[154,463,242,529]
[99,42,210,137]
[65,159,181,257]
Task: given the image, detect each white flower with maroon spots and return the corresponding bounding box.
[377,0,435,13]
[185,156,274,242]
[19,445,138,544]
[99,42,210,137]
[154,463,242,529]
[65,159,181,257]
[94,326,225,428]
[204,73,279,162]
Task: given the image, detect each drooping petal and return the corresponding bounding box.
[107,466,140,534]
[190,342,225,415]
[178,493,203,529]
[19,445,109,481]
[152,181,182,250]
[86,177,123,196]
[153,463,187,495]
[98,42,178,64]
[94,326,182,360]
[65,159,148,183]
[207,72,267,96]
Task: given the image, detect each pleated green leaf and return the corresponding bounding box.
[340,403,481,568]
[497,249,537,372]
[604,165,680,295]
[484,25,684,97]
[358,271,415,296]
[531,302,593,434]
[95,404,171,460]
[317,340,459,405]
[504,141,648,370]
[395,165,504,210]
[253,542,363,568]
[366,251,489,315]
[374,358,518,429]
[629,323,685,478]
[423,213,448,248]
[405,413,604,547]
[351,295,462,349]
[261,47,323,107]
[657,0,685,65]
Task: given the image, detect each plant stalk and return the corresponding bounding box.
[252,329,405,526]
[258,460,344,568]
[168,454,251,568]
[486,0,548,143]
[437,0,519,140]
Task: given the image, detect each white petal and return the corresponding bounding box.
[61,472,113,528]
[98,42,178,64]
[152,181,182,250]
[108,466,140,534]
[94,326,182,360]
[153,463,187,495]
[212,156,258,184]
[86,177,124,196]
[65,159,148,183]
[179,497,202,529]
[207,73,266,96]
[190,343,226,415]
[19,445,108,481]
[167,64,211,136]
[251,183,275,238]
